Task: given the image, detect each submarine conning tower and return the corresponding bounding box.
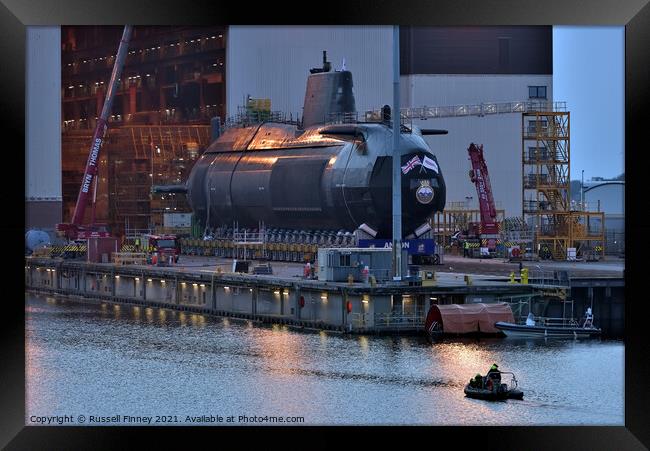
[301,51,356,129]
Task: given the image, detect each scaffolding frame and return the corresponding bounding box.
[522,111,605,260]
[61,124,212,237]
[429,208,505,248]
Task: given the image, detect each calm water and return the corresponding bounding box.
[26,293,624,426]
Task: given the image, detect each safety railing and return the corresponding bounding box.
[366,101,566,122]
[224,111,300,129]
[533,316,581,328]
[232,230,266,244]
[526,269,570,287]
[373,312,426,329]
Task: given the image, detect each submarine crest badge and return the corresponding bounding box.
[415,180,434,204]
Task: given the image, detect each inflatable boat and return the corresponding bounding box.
[464,371,524,401]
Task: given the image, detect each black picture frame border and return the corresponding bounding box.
[5,0,649,449]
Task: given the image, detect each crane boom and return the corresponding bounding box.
[467,143,499,237]
[57,25,133,239]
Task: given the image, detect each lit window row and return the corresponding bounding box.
[65,34,224,66]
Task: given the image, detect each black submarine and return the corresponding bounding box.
[183,52,446,239]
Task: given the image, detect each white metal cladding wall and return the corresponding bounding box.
[404,74,553,218]
[26,26,61,201]
[584,183,624,215]
[226,26,393,118]
[419,115,522,217]
[400,74,553,107]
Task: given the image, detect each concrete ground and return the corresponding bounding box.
[165,254,624,280]
[438,255,624,278]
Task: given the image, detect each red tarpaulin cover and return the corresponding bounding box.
[425,303,515,334]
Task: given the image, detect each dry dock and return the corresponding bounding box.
[24,256,624,336]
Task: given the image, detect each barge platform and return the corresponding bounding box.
[24,256,624,336]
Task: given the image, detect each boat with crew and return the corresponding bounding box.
[464,370,524,401]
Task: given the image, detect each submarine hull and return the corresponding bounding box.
[186,122,446,238]
[186,60,445,238]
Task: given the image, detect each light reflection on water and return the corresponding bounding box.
[25,293,623,425]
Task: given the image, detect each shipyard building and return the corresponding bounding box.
[583,180,625,255]
[28,25,553,237]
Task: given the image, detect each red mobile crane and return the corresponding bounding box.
[461,143,500,256]
[56,26,133,240]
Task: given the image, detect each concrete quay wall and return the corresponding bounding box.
[25,259,623,336]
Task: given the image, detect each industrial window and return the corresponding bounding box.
[339,254,351,267]
[528,86,547,99]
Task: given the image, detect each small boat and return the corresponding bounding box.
[494,310,601,338]
[494,321,602,338]
[464,371,524,401]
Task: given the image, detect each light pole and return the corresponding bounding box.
[581,169,584,210]
[391,25,402,281]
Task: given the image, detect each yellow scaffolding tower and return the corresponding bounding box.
[522,110,605,260]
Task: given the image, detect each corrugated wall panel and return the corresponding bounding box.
[26,26,61,201]
[405,74,553,217]
[227,26,393,118]
[402,74,553,107]
[420,115,523,218]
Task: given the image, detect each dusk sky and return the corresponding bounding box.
[553,26,624,182]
